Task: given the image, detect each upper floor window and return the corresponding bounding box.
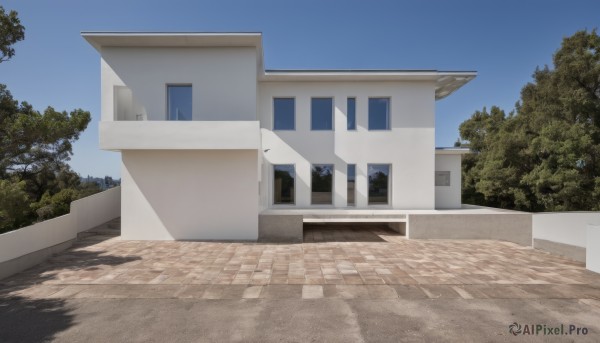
[368,98,390,130]
[311,98,333,130]
[347,97,356,130]
[167,85,192,121]
[273,98,295,130]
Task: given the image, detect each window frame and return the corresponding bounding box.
[166,84,193,121]
[368,97,391,131]
[310,163,335,205]
[310,97,334,131]
[273,164,296,205]
[347,97,357,131]
[367,163,392,205]
[272,97,296,131]
[435,171,451,187]
[347,164,356,207]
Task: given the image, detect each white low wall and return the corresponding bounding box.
[0,186,121,264]
[70,186,121,233]
[588,225,600,273]
[532,212,600,248]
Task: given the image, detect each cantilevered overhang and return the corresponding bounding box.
[81,32,476,100]
[262,70,476,100]
[82,31,263,51]
[82,32,265,74]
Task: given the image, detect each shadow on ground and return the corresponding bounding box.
[0,237,140,343]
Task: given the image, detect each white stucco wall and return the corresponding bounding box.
[532,212,600,248]
[99,121,260,150]
[587,225,600,273]
[0,187,121,264]
[434,154,462,209]
[258,81,436,210]
[121,150,258,240]
[101,47,257,122]
[70,186,121,233]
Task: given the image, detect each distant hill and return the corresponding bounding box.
[80,176,121,191]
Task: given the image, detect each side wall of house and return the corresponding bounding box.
[434,154,462,209]
[258,81,436,210]
[121,150,258,240]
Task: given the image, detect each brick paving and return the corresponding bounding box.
[2,222,600,301]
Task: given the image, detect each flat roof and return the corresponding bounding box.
[81,32,476,100]
[81,32,263,50]
[435,147,471,155]
[262,70,476,100]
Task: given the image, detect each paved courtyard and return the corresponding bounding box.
[1,221,600,342]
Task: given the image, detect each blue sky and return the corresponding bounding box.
[1,0,599,178]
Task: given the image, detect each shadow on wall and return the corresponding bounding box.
[0,238,140,342]
[123,150,259,240]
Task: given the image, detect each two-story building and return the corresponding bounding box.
[83,32,475,241]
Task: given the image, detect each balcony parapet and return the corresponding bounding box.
[99,120,260,151]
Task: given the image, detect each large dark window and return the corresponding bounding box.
[368,98,390,130]
[311,98,333,130]
[347,164,356,206]
[311,164,333,204]
[368,164,390,205]
[167,85,192,121]
[347,98,356,130]
[274,165,295,204]
[274,98,295,130]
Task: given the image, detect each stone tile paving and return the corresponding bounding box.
[2,223,600,302]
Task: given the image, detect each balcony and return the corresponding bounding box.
[99,120,261,151]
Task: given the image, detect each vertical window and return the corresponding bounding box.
[435,171,451,186]
[273,98,295,130]
[347,97,356,130]
[311,164,333,204]
[274,165,295,204]
[368,164,390,205]
[368,98,390,130]
[311,98,333,130]
[347,164,356,206]
[167,85,192,121]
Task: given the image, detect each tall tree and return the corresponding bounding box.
[458,29,600,211]
[0,5,25,63]
[0,85,91,200]
[0,8,97,233]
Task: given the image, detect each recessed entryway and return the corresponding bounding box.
[303,223,402,243]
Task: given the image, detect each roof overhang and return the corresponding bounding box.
[81,32,263,50]
[81,32,476,100]
[262,70,476,100]
[435,147,471,155]
[81,32,265,74]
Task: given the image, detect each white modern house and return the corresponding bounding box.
[83,32,475,241]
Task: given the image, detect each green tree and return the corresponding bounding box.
[0,7,97,233]
[458,29,600,211]
[0,179,31,231]
[0,85,91,200]
[0,5,25,63]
